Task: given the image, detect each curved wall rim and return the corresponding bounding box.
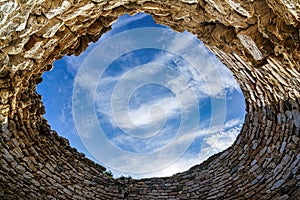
[0,0,299,199]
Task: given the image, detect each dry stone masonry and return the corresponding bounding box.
[0,0,300,199]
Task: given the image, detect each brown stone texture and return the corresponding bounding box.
[0,0,300,199]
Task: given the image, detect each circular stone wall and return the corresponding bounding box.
[0,0,299,199]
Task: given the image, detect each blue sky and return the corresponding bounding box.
[37,13,246,178]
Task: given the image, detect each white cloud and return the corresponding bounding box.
[127,96,179,128]
[202,125,241,155]
[223,118,243,130]
[149,31,240,98]
[166,118,243,148]
[67,14,244,178]
[109,120,243,178]
[95,61,200,134]
[110,124,176,153]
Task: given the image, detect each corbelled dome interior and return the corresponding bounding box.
[0,0,299,199]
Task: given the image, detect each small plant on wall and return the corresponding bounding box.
[103,170,113,178]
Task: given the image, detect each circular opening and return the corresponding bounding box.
[37,13,246,178]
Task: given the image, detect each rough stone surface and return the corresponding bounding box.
[0,0,300,199]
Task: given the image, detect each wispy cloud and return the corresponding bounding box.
[126,96,179,128]
[110,120,243,178]
[68,13,244,178]
[163,117,243,149]
[94,58,200,133]
[149,31,240,99]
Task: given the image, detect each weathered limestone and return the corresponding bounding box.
[0,0,299,199]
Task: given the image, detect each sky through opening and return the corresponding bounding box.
[37,13,246,178]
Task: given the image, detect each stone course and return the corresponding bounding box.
[0,0,299,199]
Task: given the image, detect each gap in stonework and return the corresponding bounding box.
[37,13,246,179]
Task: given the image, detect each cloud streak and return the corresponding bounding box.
[150,31,240,99]
[110,120,243,178]
[69,13,245,177]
